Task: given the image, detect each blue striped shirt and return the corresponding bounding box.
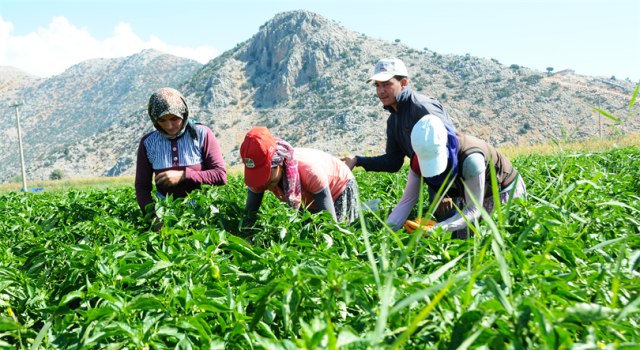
[143,126,207,170]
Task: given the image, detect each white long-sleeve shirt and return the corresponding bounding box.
[387,153,518,232]
[386,168,487,232]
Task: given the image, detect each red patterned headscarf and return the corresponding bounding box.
[270,139,301,210]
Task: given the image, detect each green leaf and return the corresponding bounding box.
[423,253,466,284]
[616,295,640,322]
[491,239,511,291]
[130,260,173,279]
[59,290,82,306]
[588,105,622,123]
[392,280,452,349]
[484,276,513,316]
[529,194,587,223]
[629,82,639,110]
[198,302,232,313]
[0,316,22,331]
[129,294,163,310]
[597,200,640,214]
[565,303,613,322]
[583,237,628,253]
[30,320,52,350]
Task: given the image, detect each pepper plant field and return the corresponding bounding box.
[1,147,640,349]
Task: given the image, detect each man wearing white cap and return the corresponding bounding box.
[341,57,455,173]
[386,115,526,239]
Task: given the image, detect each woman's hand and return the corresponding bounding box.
[436,198,453,215]
[155,170,185,187]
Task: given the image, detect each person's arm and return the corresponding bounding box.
[434,169,485,232]
[184,127,227,186]
[356,118,406,172]
[386,169,422,231]
[134,139,154,214]
[242,189,264,229]
[312,186,337,222]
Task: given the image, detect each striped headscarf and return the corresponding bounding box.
[271,139,301,210]
[148,88,198,140]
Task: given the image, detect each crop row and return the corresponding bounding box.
[1,148,639,349]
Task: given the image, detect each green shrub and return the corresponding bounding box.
[8,175,22,183]
[494,87,513,99]
[49,169,64,180]
[522,75,543,85]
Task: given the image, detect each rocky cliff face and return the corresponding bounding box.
[15,10,640,181]
[0,49,201,181]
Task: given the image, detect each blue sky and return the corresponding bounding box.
[1,0,638,80]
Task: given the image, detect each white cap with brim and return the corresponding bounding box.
[411,115,449,177]
[366,57,409,84]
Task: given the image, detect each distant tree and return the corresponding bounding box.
[611,75,616,80]
[510,64,520,70]
[49,169,64,181]
[524,122,532,130]
[491,58,500,64]
[394,39,401,43]
[9,175,22,183]
[423,47,428,51]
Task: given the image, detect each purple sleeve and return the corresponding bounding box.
[184,126,227,186]
[135,137,154,214]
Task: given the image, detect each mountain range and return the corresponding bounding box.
[1,10,637,182]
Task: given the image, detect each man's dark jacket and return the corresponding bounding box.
[357,88,455,172]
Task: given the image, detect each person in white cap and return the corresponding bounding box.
[341,57,455,173]
[386,115,526,239]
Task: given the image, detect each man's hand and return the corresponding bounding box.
[436,198,453,215]
[155,170,185,187]
[340,155,357,170]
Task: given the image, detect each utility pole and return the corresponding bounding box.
[9,101,28,191]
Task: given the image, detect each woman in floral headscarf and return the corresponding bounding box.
[240,127,359,226]
[135,88,226,225]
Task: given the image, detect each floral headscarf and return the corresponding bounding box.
[271,139,301,210]
[148,88,196,140]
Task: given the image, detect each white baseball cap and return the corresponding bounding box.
[366,57,409,83]
[411,115,449,177]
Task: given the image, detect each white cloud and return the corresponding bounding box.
[0,16,218,77]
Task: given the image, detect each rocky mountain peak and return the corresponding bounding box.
[240,10,361,104]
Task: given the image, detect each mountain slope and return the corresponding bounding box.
[0,66,43,102]
[22,10,640,181]
[0,49,202,181]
